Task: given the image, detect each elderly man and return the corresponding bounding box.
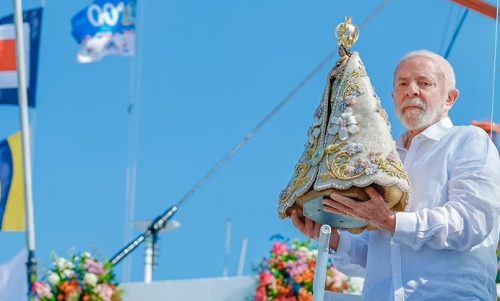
[291,50,500,300]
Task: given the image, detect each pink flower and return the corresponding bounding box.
[94,283,114,301]
[254,286,268,301]
[272,243,288,256]
[32,281,53,299]
[85,259,105,276]
[286,261,307,278]
[259,271,275,286]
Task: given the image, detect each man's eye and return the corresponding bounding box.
[398,82,407,87]
[420,81,431,86]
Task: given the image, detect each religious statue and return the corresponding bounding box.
[278,17,411,233]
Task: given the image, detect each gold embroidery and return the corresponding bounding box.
[325,141,348,154]
[319,139,409,182]
[281,162,311,202]
[342,67,366,99]
[374,157,407,179]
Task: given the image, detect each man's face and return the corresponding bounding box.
[392,56,448,130]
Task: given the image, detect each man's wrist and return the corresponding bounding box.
[385,212,396,234]
[329,229,340,251]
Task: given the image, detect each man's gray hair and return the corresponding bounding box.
[394,50,456,89]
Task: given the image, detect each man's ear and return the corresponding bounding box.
[446,88,459,109]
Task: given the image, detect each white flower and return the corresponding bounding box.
[308,249,318,259]
[94,284,114,301]
[55,257,70,270]
[84,273,99,287]
[47,272,60,285]
[63,269,75,278]
[82,252,92,259]
[298,246,309,253]
[328,108,359,141]
[308,127,321,145]
[359,159,378,175]
[344,142,364,155]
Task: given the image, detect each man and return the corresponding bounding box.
[291,50,500,300]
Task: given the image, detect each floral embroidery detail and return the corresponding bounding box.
[343,142,364,156]
[346,165,356,174]
[361,159,379,175]
[345,153,382,177]
[354,165,364,175]
[338,101,349,112]
[344,93,359,105]
[328,107,360,141]
[308,127,321,145]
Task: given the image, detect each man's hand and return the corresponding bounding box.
[323,186,396,233]
[290,208,340,250]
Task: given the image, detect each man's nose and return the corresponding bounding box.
[405,82,420,97]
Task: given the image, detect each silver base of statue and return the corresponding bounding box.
[302,196,367,229]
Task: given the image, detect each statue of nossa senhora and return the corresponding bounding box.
[278,17,410,233]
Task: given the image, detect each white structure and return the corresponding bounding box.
[121,276,362,301]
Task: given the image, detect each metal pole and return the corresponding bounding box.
[313,225,331,301]
[144,233,153,283]
[223,219,231,277]
[236,238,248,276]
[12,0,37,295]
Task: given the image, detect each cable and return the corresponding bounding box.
[489,0,499,136]
[444,8,469,59]
[439,3,456,54]
[172,0,391,209]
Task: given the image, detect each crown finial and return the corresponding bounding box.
[335,16,359,50]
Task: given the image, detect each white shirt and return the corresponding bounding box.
[331,117,500,301]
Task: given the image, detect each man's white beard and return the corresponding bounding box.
[397,97,444,130]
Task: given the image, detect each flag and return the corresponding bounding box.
[0,8,42,107]
[0,132,26,231]
[71,0,136,63]
[0,249,27,301]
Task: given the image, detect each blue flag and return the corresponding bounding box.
[0,8,43,107]
[71,0,136,63]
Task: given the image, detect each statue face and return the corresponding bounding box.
[392,56,448,130]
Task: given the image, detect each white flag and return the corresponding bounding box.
[0,249,27,301]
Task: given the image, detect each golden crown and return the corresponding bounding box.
[335,17,359,49]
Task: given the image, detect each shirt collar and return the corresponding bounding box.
[419,117,454,141]
[396,117,454,149]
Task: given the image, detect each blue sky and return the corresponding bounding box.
[0,0,498,283]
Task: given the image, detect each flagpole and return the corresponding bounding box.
[122,0,144,282]
[13,0,37,295]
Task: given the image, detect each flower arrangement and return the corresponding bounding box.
[496,248,500,284]
[496,247,500,300]
[31,252,122,301]
[254,238,356,301]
